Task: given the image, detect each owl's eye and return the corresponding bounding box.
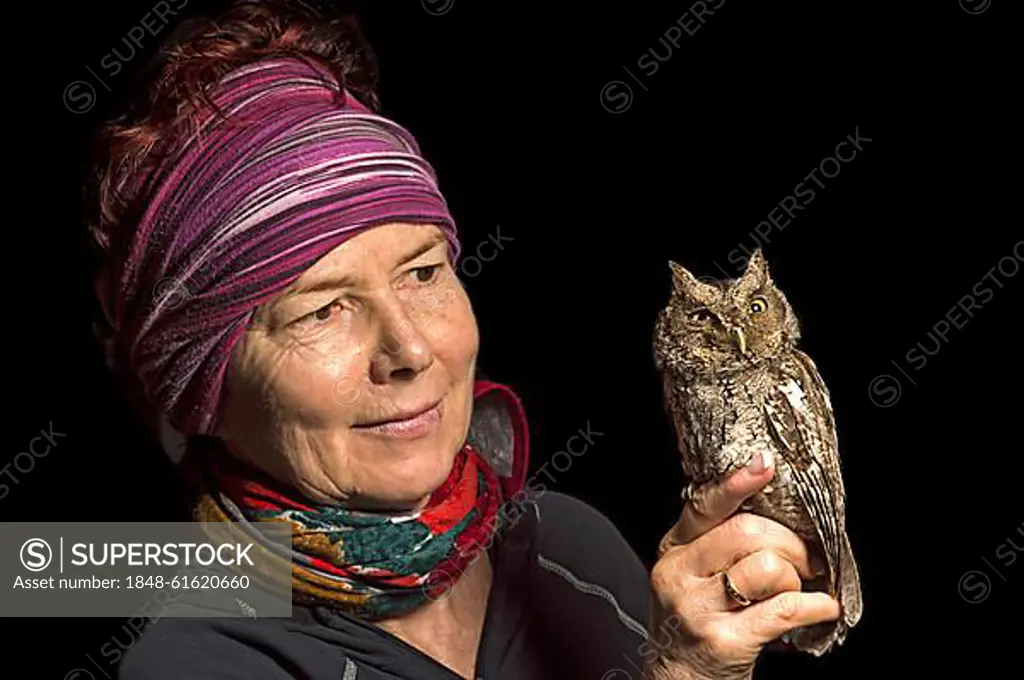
[750,297,768,314]
[689,308,715,323]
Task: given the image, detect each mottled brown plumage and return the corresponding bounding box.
[652,249,862,656]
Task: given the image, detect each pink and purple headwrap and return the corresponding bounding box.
[101,56,460,436]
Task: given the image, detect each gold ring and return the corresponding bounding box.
[722,571,752,607]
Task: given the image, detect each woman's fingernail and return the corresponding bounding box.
[746,452,765,474]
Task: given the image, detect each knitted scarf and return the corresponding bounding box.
[186,380,528,621]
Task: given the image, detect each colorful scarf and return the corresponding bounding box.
[186,380,529,620]
[97,55,459,436]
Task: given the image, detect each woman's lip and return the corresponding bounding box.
[353,401,443,438]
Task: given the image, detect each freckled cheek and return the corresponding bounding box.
[424,293,478,378]
[423,296,477,442]
[267,342,367,420]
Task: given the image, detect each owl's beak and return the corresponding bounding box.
[731,327,748,356]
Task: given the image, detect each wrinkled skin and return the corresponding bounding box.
[645,453,842,679]
[214,222,479,513]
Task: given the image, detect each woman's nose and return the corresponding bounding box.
[366,303,434,383]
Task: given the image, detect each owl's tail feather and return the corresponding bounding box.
[790,529,862,656]
[838,529,863,629]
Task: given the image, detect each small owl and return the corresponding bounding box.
[652,249,862,656]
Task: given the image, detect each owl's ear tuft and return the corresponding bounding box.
[669,260,717,295]
[740,249,772,287]
[669,260,719,304]
[669,260,698,294]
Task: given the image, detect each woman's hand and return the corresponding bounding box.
[643,452,841,679]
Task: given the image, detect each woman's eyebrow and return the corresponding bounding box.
[264,274,356,317]
[395,233,446,268]
[286,274,358,299]
[275,234,446,304]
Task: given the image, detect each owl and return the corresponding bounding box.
[652,248,862,656]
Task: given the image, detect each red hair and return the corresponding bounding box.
[83,0,380,435]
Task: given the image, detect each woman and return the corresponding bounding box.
[86,2,841,678]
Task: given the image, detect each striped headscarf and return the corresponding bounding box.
[101,56,460,436]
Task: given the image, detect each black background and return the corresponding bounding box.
[4,0,1019,677]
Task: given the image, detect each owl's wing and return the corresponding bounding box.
[791,349,846,513]
[763,352,846,589]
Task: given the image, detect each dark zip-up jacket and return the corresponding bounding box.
[118,490,656,679]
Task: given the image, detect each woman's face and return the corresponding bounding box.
[215,223,478,511]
